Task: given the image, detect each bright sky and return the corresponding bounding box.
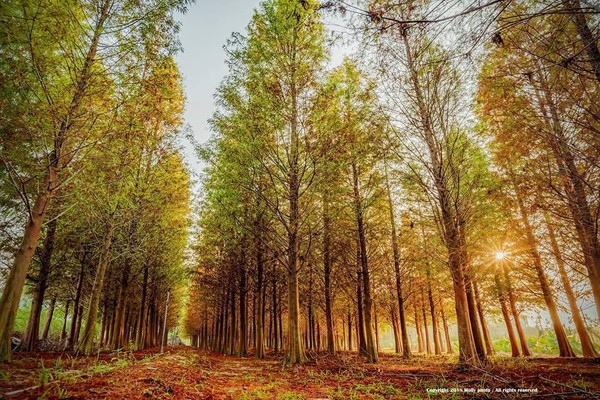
[174,1,262,175]
[174,1,352,178]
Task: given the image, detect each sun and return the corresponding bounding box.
[495,251,506,260]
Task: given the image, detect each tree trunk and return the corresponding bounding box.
[534,69,600,318]
[352,161,378,363]
[67,254,86,350]
[426,266,441,355]
[473,282,494,355]
[238,256,247,357]
[22,218,58,351]
[255,234,265,358]
[440,302,453,354]
[391,307,401,354]
[111,259,131,350]
[545,214,598,357]
[136,264,149,350]
[513,180,576,357]
[465,277,486,359]
[80,219,115,354]
[356,270,367,356]
[41,297,56,340]
[323,196,335,354]
[385,166,411,358]
[496,274,520,357]
[503,265,532,357]
[562,0,600,81]
[60,301,70,342]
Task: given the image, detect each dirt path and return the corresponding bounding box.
[1,347,599,399]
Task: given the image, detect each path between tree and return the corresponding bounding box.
[1,346,599,399]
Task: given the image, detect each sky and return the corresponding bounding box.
[174,0,262,175]
[173,1,353,178]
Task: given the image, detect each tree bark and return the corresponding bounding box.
[323,195,335,354]
[473,282,494,355]
[513,184,575,357]
[534,69,600,318]
[80,219,115,354]
[503,265,532,356]
[41,297,56,340]
[351,161,378,363]
[385,166,411,358]
[60,300,70,342]
[401,30,481,367]
[495,274,520,357]
[562,0,600,81]
[427,266,441,355]
[545,214,598,357]
[22,217,58,351]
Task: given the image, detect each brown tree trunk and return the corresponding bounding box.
[111,259,131,350]
[426,266,441,355]
[391,307,401,354]
[562,0,600,81]
[503,265,532,357]
[514,188,575,357]
[22,217,58,351]
[60,301,70,342]
[385,166,411,358]
[414,304,423,353]
[495,274,520,357]
[534,70,600,318]
[465,277,486,360]
[421,290,431,354]
[80,219,115,354]
[41,297,56,340]
[356,269,367,357]
[323,196,335,354]
[545,214,598,357]
[473,282,494,355]
[400,28,481,367]
[352,161,378,363]
[238,254,247,357]
[67,254,86,350]
[0,172,55,360]
[136,264,149,350]
[255,233,265,358]
[440,302,453,354]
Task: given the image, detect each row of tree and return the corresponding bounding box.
[184,0,599,367]
[0,0,192,361]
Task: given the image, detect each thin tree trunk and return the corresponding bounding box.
[545,214,598,357]
[323,195,335,354]
[60,301,70,342]
[384,165,411,358]
[255,233,265,358]
[513,178,576,357]
[80,219,115,354]
[352,161,378,363]
[473,282,494,355]
[41,297,56,340]
[496,274,520,357]
[356,270,367,356]
[503,265,532,357]
[440,302,453,354]
[67,255,86,350]
[534,69,600,318]
[22,218,58,351]
[562,0,600,81]
[427,266,441,355]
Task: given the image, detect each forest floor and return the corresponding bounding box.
[1,346,599,399]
